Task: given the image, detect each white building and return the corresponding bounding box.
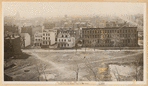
[20,33,31,48]
[57,32,75,48]
[34,31,42,47]
[42,28,56,48]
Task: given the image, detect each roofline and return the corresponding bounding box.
[82,27,137,30]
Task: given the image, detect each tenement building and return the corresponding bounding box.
[82,27,138,47]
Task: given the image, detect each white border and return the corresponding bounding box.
[2,2,147,85]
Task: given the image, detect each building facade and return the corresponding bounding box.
[82,27,138,47]
[34,31,42,47]
[57,31,75,48]
[42,29,56,48]
[20,33,31,48]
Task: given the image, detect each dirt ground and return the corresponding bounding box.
[4,50,143,81]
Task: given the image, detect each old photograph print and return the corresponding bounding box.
[3,2,146,84]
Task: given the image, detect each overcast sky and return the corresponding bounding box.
[3,2,145,18]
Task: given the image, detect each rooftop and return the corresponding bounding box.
[82,27,137,30]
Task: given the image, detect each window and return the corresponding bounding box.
[87,31,89,33]
[65,35,67,37]
[49,37,50,40]
[128,39,130,43]
[59,39,60,42]
[62,35,64,37]
[68,39,71,42]
[64,39,66,42]
[67,44,69,46]
[62,39,63,42]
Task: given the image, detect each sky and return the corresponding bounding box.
[3,2,146,18]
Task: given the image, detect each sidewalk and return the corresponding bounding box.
[22,48,143,52]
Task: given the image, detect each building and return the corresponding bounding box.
[42,28,56,48]
[20,33,31,48]
[138,31,143,46]
[34,31,42,47]
[57,27,81,45]
[21,26,33,45]
[4,24,19,34]
[4,35,22,59]
[82,27,138,47]
[57,32,75,48]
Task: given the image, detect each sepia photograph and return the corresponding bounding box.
[2,2,146,85]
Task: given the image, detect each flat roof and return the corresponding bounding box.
[82,27,137,30]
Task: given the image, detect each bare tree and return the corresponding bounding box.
[92,40,97,51]
[36,64,48,81]
[83,56,98,81]
[111,31,124,50]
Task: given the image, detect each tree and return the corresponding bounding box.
[92,40,97,51]
[83,56,98,81]
[73,54,80,81]
[111,30,124,50]
[36,64,48,81]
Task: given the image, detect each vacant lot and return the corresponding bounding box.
[4,50,143,81]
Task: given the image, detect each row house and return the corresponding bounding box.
[57,27,81,46]
[82,27,138,47]
[42,29,56,48]
[57,32,75,48]
[34,31,42,47]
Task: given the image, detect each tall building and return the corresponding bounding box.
[42,28,56,48]
[82,27,138,47]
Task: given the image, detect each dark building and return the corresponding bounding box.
[4,24,19,34]
[4,36,22,60]
[82,27,138,47]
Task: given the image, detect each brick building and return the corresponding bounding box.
[82,27,138,47]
